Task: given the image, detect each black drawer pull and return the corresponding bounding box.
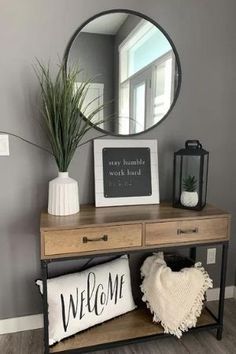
[177,227,198,235]
[83,235,108,243]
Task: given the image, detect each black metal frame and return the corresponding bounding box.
[41,241,228,354]
[63,8,182,138]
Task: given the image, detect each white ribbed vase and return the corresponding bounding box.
[48,172,80,216]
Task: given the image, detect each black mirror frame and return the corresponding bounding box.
[64,9,182,136]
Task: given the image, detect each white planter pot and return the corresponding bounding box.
[48,172,80,216]
[180,191,198,207]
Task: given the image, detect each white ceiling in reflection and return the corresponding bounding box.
[82,13,128,35]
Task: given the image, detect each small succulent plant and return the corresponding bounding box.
[182,175,197,192]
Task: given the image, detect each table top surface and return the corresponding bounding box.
[40,203,230,231]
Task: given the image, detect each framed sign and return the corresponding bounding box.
[94,139,159,207]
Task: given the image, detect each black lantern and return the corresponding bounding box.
[173,140,209,210]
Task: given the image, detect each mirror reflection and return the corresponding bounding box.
[66,11,181,135]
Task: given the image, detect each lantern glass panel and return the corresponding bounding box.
[174,155,181,202]
[202,154,209,205]
[182,155,201,194]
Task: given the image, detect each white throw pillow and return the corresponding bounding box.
[36,255,136,345]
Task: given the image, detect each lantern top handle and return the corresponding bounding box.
[185,140,202,149]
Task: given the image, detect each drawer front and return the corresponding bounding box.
[145,218,229,246]
[44,224,142,256]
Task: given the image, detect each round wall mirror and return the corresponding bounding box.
[65,10,181,136]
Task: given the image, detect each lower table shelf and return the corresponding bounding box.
[50,306,217,353]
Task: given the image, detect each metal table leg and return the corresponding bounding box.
[41,260,49,354]
[216,242,228,340]
[190,247,197,262]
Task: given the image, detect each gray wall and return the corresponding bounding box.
[68,32,115,126]
[115,14,141,45]
[0,0,236,319]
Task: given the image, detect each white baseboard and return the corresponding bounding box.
[0,286,235,335]
[206,285,236,301]
[0,314,43,335]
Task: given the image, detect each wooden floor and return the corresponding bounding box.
[0,300,236,354]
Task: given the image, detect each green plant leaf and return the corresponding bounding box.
[34,60,106,171]
[182,175,198,192]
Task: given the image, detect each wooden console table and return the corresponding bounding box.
[40,203,230,354]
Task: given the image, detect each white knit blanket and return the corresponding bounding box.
[140,252,213,338]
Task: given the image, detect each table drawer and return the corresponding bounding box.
[145,218,229,246]
[43,224,142,256]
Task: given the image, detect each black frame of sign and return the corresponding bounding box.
[93,139,159,207]
[63,9,182,137]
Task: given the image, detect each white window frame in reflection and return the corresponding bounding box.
[74,82,104,129]
[119,19,154,81]
[152,51,175,125]
[118,20,175,134]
